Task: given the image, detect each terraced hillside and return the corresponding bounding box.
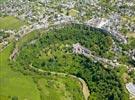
[15,24,129,100]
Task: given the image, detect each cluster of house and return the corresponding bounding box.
[0,0,134,57]
[0,0,77,31]
[1,0,134,36]
[0,0,48,24]
[79,0,99,6]
[85,17,128,44]
[85,18,109,28]
[0,0,134,55]
[53,14,75,25]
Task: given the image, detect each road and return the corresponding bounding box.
[29,65,90,100]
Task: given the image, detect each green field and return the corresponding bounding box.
[0,44,41,100]
[0,16,28,30]
[36,76,84,100]
[0,0,8,3]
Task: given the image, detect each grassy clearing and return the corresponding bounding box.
[0,16,28,30]
[36,76,84,100]
[127,32,135,38]
[68,9,79,17]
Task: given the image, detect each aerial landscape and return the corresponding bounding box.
[0,0,135,100]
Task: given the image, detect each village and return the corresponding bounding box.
[0,0,135,47]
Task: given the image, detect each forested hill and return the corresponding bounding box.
[15,24,129,100]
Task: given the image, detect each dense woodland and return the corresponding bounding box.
[15,24,129,100]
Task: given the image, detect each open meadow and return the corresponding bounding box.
[0,16,28,30]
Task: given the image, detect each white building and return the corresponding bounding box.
[126,82,135,98]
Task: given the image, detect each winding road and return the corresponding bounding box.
[29,65,90,100]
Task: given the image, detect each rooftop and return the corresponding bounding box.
[126,82,135,97]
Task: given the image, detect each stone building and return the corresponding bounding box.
[73,43,91,57]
